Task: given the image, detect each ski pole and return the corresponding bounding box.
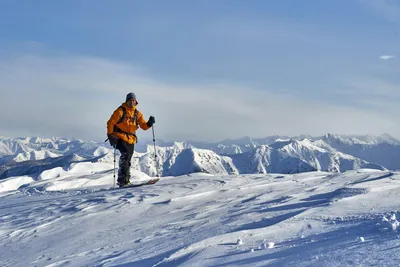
[152,125,160,177]
[113,143,116,189]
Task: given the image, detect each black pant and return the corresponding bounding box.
[116,139,134,184]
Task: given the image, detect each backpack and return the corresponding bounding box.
[117,105,138,125]
[113,105,139,143]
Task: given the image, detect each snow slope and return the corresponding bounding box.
[1,164,400,266]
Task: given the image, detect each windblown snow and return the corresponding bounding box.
[1,165,400,266]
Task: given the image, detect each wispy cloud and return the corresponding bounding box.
[380,55,396,60]
[0,53,399,141]
[337,74,400,118]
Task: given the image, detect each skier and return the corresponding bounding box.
[107,92,155,187]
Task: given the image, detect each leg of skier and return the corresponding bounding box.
[116,139,134,187]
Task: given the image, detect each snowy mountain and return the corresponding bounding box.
[0,136,100,162]
[181,135,289,155]
[0,137,110,179]
[230,138,385,174]
[129,142,237,177]
[153,136,290,155]
[320,133,400,146]
[0,134,394,179]
[155,133,400,160]
[108,139,386,176]
[320,133,400,170]
[230,144,316,174]
[0,152,107,180]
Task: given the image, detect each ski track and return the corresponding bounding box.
[1,170,400,266]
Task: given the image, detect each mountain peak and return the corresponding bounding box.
[322,133,400,145]
[269,139,293,149]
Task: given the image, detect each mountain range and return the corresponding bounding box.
[0,133,398,179]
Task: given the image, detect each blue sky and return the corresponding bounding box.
[0,0,399,142]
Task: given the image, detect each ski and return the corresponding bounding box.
[115,178,160,189]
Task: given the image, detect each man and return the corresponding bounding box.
[107,92,155,187]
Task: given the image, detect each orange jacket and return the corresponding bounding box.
[107,103,150,144]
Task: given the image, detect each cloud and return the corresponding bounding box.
[335,74,400,119]
[380,55,396,60]
[0,53,399,142]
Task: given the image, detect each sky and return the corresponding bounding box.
[0,0,399,143]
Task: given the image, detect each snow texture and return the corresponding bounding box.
[1,164,400,266]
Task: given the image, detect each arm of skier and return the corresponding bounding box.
[107,108,123,135]
[137,111,152,130]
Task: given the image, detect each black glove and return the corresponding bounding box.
[108,134,118,147]
[147,116,155,127]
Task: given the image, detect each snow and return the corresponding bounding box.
[0,176,34,192]
[2,164,400,266]
[13,150,60,162]
[0,135,395,181]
